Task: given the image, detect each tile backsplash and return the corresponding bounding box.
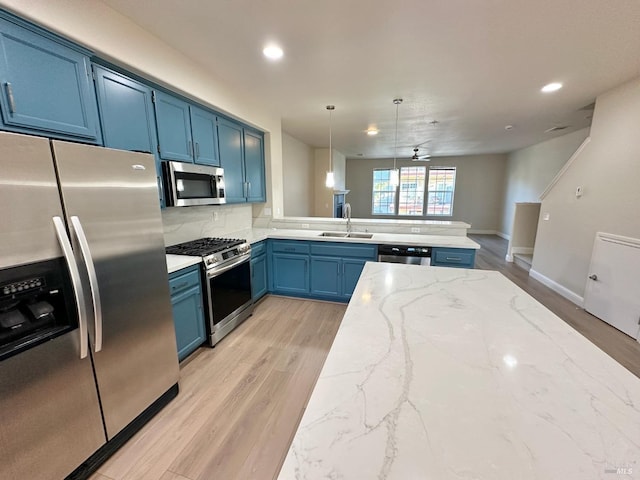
[161,204,253,246]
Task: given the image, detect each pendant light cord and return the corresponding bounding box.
[327,105,335,173]
[393,101,399,171]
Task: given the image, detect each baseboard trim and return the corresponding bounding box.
[512,247,534,255]
[496,231,511,241]
[529,269,584,307]
[468,229,499,235]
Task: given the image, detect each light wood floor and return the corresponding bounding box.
[91,236,640,480]
[471,234,640,378]
[90,297,346,480]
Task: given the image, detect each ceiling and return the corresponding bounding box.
[102,0,640,159]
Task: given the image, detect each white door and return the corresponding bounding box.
[584,232,640,340]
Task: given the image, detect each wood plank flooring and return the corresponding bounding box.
[90,297,345,480]
[471,234,640,378]
[90,236,640,480]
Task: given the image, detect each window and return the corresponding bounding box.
[426,167,456,216]
[372,166,456,217]
[398,166,426,215]
[372,169,396,214]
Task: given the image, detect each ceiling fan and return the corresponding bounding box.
[411,148,431,161]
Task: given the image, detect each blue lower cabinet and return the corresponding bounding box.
[169,266,206,361]
[268,240,376,302]
[271,253,309,294]
[342,258,368,298]
[431,247,476,268]
[310,257,341,297]
[251,253,268,300]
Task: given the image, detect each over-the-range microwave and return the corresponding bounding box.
[162,161,226,207]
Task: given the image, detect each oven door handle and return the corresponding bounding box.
[206,253,251,278]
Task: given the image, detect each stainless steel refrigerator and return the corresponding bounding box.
[0,131,179,479]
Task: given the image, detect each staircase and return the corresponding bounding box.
[513,253,533,272]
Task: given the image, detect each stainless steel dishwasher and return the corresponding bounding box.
[377,245,431,265]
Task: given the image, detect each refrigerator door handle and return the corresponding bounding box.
[52,216,89,359]
[71,216,103,353]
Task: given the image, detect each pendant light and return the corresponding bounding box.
[325,105,336,188]
[390,98,403,188]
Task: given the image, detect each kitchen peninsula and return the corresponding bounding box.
[278,262,640,479]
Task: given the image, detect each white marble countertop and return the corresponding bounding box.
[278,262,640,479]
[217,228,480,249]
[166,254,201,274]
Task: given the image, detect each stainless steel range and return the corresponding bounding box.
[166,238,253,346]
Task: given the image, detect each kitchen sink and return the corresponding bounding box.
[319,232,373,239]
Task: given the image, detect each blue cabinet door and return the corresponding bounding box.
[272,253,309,294]
[190,106,219,166]
[243,128,266,202]
[342,258,368,299]
[0,17,100,141]
[154,91,193,162]
[217,117,245,203]
[251,254,268,300]
[93,65,164,206]
[170,285,206,361]
[310,256,341,297]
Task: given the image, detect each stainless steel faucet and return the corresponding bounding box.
[343,202,352,233]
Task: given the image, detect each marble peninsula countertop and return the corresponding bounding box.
[278,262,640,479]
[165,228,480,274]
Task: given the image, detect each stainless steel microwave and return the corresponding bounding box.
[162,161,226,207]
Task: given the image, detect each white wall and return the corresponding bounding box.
[345,154,507,231]
[282,132,314,217]
[531,77,640,301]
[500,128,589,238]
[0,0,284,221]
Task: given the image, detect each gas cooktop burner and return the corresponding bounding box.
[166,237,246,257]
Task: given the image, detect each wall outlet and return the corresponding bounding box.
[543,213,550,221]
[301,223,310,229]
[411,227,420,233]
[213,211,219,221]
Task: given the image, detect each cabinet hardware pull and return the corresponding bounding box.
[195,142,200,158]
[446,257,461,261]
[172,281,189,290]
[5,82,16,113]
[188,140,193,157]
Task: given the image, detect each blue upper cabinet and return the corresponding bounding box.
[217,117,246,203]
[244,128,266,202]
[154,91,220,166]
[93,65,164,206]
[218,117,266,204]
[0,15,100,142]
[190,105,219,166]
[153,91,193,162]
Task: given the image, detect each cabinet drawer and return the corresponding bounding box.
[251,240,266,257]
[270,240,310,255]
[432,248,475,268]
[169,267,201,295]
[310,242,377,259]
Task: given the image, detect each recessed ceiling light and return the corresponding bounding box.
[263,45,283,60]
[541,82,562,93]
[366,129,378,136]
